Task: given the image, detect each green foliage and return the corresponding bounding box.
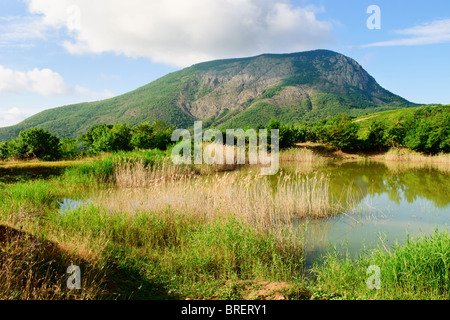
[295,105,450,154]
[60,138,79,160]
[315,230,450,299]
[362,121,388,151]
[301,99,313,112]
[7,128,61,160]
[79,124,113,152]
[109,124,133,152]
[402,106,450,154]
[0,141,9,160]
[0,120,175,162]
[322,115,359,150]
[266,118,299,149]
[79,121,174,154]
[384,120,407,148]
[230,105,449,154]
[130,122,154,150]
[146,121,175,151]
[370,106,450,154]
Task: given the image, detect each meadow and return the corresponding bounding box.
[1,147,449,300]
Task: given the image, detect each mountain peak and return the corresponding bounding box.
[0,50,415,140]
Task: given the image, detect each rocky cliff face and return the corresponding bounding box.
[175,50,404,120]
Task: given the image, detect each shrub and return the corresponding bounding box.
[0,141,9,160]
[363,121,388,151]
[322,115,359,150]
[79,124,132,153]
[60,138,79,159]
[8,128,61,160]
[266,118,297,149]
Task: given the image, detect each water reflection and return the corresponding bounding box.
[280,161,450,209]
[58,198,91,214]
[57,161,449,270]
[289,161,450,269]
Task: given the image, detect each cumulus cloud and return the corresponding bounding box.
[364,19,450,47]
[0,65,69,96]
[0,107,31,127]
[0,65,114,100]
[27,0,333,67]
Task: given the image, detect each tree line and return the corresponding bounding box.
[0,120,175,161]
[0,105,448,161]
[269,105,449,154]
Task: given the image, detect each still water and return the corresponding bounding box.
[58,160,449,269]
[291,161,450,268]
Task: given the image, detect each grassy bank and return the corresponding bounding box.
[0,153,306,299]
[0,149,449,300]
[312,230,450,300]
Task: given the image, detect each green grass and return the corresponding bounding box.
[355,106,428,133]
[49,206,304,299]
[312,230,450,300]
[1,150,449,300]
[0,154,305,300]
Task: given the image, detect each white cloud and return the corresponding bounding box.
[0,16,48,46]
[0,107,32,127]
[0,65,69,96]
[27,0,333,67]
[0,65,114,100]
[364,19,450,47]
[73,86,114,100]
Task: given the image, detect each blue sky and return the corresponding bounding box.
[1,0,450,127]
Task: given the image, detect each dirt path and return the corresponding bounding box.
[295,142,386,160]
[353,114,380,123]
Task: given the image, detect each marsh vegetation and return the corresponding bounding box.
[0,146,449,300]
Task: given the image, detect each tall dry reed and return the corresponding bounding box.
[383,148,450,172]
[98,163,344,233]
[279,148,322,163]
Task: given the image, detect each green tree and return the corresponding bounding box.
[384,119,407,148]
[60,138,79,159]
[364,121,387,151]
[402,107,450,154]
[10,128,61,160]
[322,115,359,150]
[79,124,113,151]
[0,141,9,160]
[131,122,154,149]
[109,124,132,152]
[80,124,132,153]
[266,118,297,149]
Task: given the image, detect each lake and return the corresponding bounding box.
[58,160,450,270]
[289,161,450,269]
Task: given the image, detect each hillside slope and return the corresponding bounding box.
[0,50,416,140]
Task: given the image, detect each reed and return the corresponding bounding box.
[384,148,450,163]
[382,148,450,172]
[279,148,322,163]
[99,163,343,233]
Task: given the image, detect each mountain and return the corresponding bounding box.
[0,50,416,141]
